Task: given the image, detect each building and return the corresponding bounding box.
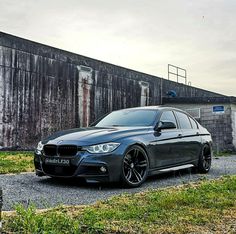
[163,97,236,152]
[0,32,234,151]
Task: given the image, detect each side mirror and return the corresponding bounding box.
[155,121,176,131]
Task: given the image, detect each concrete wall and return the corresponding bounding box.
[231,104,236,150]
[163,103,235,152]
[0,32,225,149]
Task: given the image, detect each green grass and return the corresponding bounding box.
[214,151,233,157]
[0,151,34,174]
[3,176,236,233]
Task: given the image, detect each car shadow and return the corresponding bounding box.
[37,167,196,191]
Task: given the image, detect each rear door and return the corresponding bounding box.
[174,111,202,163]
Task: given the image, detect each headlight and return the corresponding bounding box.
[84,142,120,154]
[36,141,44,154]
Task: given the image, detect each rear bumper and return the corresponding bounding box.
[34,148,124,183]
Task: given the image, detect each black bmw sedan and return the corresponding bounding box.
[34,107,213,187]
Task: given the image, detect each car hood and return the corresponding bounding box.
[42,126,152,146]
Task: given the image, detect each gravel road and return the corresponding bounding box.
[1,156,236,211]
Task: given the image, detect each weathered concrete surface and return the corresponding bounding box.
[0,32,225,149]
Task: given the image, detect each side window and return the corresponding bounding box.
[175,111,192,129]
[160,111,177,127]
[189,117,198,129]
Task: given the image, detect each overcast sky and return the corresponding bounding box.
[0,0,235,96]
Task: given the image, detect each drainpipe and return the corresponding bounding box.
[160,77,163,105]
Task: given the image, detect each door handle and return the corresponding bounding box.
[196,132,199,135]
[178,133,182,138]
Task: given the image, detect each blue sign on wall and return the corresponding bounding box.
[213,105,225,113]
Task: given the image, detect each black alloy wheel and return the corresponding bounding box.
[121,145,149,187]
[198,144,212,173]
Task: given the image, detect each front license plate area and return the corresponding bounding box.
[44,158,70,166]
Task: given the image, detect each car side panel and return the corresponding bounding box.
[178,129,202,163]
[147,129,184,168]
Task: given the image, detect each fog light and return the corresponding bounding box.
[100,166,107,173]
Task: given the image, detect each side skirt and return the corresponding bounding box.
[148,163,195,176]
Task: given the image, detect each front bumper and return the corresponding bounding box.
[34,148,124,183]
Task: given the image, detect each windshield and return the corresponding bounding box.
[95,109,157,127]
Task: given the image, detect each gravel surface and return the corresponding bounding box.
[1,156,236,211]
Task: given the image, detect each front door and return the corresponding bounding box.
[148,110,183,168]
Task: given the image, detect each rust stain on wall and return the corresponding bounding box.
[78,65,93,127]
[82,79,89,126]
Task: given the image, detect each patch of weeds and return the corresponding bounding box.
[6,204,79,234]
[0,151,34,174]
[214,151,233,157]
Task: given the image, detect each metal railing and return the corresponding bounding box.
[168,64,187,85]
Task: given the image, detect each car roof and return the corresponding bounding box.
[113,106,184,112]
[111,106,197,121]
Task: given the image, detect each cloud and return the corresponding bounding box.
[0,0,235,96]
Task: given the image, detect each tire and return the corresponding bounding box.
[197,144,212,173]
[121,145,149,188]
